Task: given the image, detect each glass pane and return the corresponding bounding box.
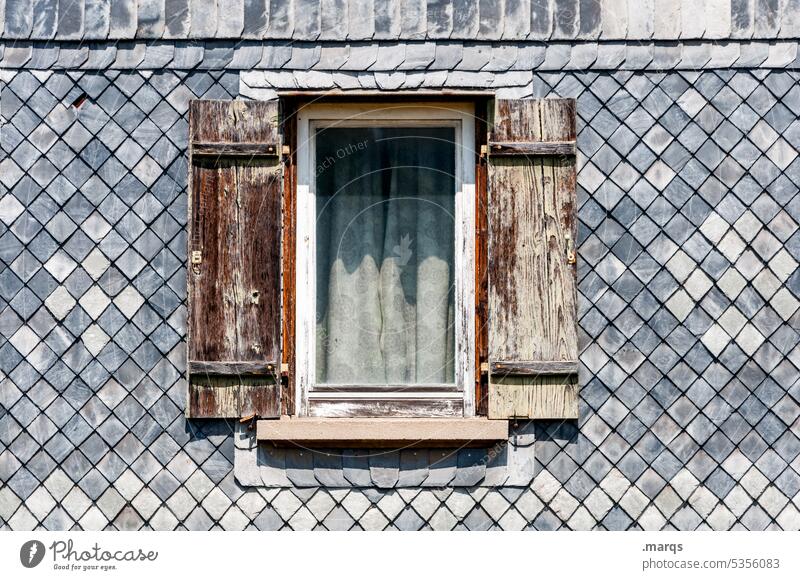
[315,126,456,385]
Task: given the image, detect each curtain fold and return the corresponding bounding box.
[315,127,456,385]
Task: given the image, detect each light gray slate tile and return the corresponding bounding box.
[484,44,517,71]
[736,41,770,67]
[369,451,399,488]
[241,0,267,38]
[452,449,486,486]
[602,0,628,39]
[579,0,602,38]
[478,0,502,39]
[371,0,398,38]
[342,449,371,486]
[171,41,204,68]
[110,41,146,68]
[529,0,552,39]
[427,0,452,39]
[423,450,457,486]
[190,0,217,38]
[681,42,712,69]
[400,0,426,39]
[398,41,434,69]
[451,0,478,37]
[338,42,377,70]
[542,43,571,69]
[731,0,754,38]
[553,0,578,39]
[293,0,320,39]
[257,444,292,486]
[136,0,165,37]
[318,0,347,39]
[348,0,374,39]
[109,0,138,39]
[313,451,349,486]
[397,449,429,486]
[458,42,491,70]
[431,41,462,68]
[27,45,60,68]
[754,0,780,37]
[4,0,32,37]
[513,42,546,69]
[651,42,683,69]
[31,0,58,39]
[84,0,111,38]
[140,42,174,68]
[0,43,33,67]
[164,0,190,37]
[55,44,89,68]
[57,0,84,38]
[227,43,263,68]
[234,445,261,486]
[370,41,404,70]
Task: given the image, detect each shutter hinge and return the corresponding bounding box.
[480,362,489,375]
[191,250,202,274]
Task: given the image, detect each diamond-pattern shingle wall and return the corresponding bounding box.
[2,67,800,530]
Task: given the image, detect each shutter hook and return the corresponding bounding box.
[565,234,576,265]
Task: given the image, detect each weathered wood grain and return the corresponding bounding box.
[191,142,281,157]
[189,361,278,376]
[187,100,283,419]
[189,375,281,419]
[488,376,579,419]
[487,99,578,420]
[281,98,298,417]
[491,360,578,375]
[487,140,576,156]
[307,398,464,418]
[475,99,490,416]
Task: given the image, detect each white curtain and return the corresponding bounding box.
[315,127,456,385]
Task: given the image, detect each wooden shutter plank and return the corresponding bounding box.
[487,99,578,420]
[189,376,280,419]
[187,100,282,419]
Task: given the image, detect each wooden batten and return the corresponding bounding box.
[190,141,281,157]
[487,140,577,156]
[490,360,578,376]
[189,361,279,376]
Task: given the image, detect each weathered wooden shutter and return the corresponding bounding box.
[187,100,283,419]
[486,99,579,420]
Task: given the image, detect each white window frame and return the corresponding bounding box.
[295,102,476,418]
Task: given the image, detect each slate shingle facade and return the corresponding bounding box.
[2,1,800,530]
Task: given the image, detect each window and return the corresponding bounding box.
[185,97,579,429]
[296,103,476,417]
